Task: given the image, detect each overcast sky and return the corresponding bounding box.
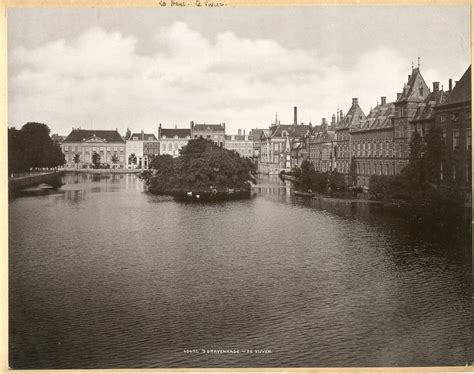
[8,6,471,136]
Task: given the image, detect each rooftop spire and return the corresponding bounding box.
[418,56,420,69]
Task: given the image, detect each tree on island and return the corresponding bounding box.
[92,152,101,168]
[141,138,256,195]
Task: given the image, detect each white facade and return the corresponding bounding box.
[159,137,191,157]
[224,131,254,158]
[125,132,159,168]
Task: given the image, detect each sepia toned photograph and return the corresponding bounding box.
[6,5,472,370]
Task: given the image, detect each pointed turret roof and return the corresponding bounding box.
[396,67,430,103]
[336,98,367,130]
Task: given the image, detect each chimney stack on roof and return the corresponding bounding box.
[243,129,246,136]
[238,129,241,136]
[294,106,298,125]
[352,98,358,106]
[381,96,387,105]
[433,82,440,92]
[449,79,453,92]
[408,74,411,81]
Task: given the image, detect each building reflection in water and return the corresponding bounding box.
[59,172,144,204]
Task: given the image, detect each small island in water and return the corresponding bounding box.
[140,138,257,201]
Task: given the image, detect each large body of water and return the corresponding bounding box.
[9,173,472,368]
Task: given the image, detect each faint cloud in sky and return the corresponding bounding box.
[8,14,470,135]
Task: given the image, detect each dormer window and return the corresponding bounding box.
[419,87,423,96]
[133,136,138,140]
[174,135,178,139]
[451,113,459,122]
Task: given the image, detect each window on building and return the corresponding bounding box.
[467,111,472,120]
[419,87,423,96]
[467,129,471,150]
[451,113,459,122]
[453,130,460,150]
[440,115,446,123]
[440,162,444,181]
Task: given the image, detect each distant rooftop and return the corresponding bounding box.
[63,129,125,143]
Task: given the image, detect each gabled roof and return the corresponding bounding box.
[260,129,272,140]
[310,125,322,136]
[129,133,158,141]
[438,65,471,108]
[411,90,448,123]
[160,128,191,138]
[268,124,311,138]
[310,130,336,144]
[336,101,367,131]
[249,129,265,141]
[193,124,225,132]
[352,102,395,133]
[63,129,125,143]
[396,67,429,103]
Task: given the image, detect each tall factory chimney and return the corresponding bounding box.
[294,106,298,125]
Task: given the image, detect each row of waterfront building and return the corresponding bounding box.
[57,64,471,189]
[258,64,471,188]
[59,121,262,170]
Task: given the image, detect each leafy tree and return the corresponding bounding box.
[299,160,314,191]
[92,152,101,168]
[349,159,358,186]
[369,128,464,204]
[402,131,426,192]
[328,171,346,191]
[128,153,137,165]
[423,127,445,185]
[141,138,256,194]
[8,122,65,174]
[111,154,119,165]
